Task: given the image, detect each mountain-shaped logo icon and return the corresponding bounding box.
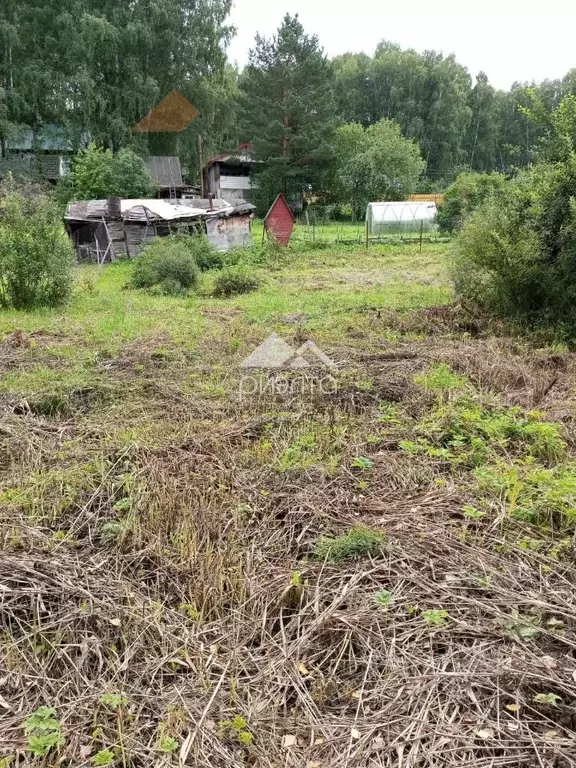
[240,333,336,370]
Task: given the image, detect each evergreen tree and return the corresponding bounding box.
[239,14,335,211]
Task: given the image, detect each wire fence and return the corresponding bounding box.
[280,204,449,246]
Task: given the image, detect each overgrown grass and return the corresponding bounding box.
[2,239,576,767]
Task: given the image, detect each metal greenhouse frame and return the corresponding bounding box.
[365,201,439,245]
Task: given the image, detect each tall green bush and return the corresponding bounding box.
[0,183,74,310]
[452,156,576,331]
[438,172,509,233]
[131,236,200,294]
[57,144,155,202]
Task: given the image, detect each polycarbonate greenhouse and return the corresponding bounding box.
[366,201,438,237]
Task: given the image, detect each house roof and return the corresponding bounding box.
[146,156,186,189]
[65,197,255,224]
[205,143,258,167]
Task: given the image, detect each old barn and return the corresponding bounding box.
[64,197,255,262]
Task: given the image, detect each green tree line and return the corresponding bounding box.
[0,0,238,180]
[3,5,576,203]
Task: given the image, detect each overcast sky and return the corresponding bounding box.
[227,0,576,90]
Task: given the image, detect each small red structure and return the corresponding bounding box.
[264,193,296,246]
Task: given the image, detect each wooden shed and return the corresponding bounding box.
[64,197,255,262]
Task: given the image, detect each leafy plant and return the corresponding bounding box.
[533,693,562,706]
[212,266,260,298]
[158,736,179,753]
[184,235,224,271]
[178,602,200,620]
[93,749,116,766]
[99,693,128,709]
[495,610,541,641]
[219,715,253,747]
[476,461,576,529]
[452,143,576,334]
[421,609,450,626]
[437,171,509,233]
[414,363,469,393]
[374,590,393,607]
[113,498,132,513]
[131,236,199,293]
[462,505,486,519]
[101,520,122,538]
[98,693,128,766]
[24,706,64,757]
[402,397,566,469]
[312,526,386,562]
[351,456,373,470]
[0,182,74,310]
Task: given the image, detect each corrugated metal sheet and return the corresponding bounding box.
[122,199,211,221]
[65,199,220,223]
[146,156,185,189]
[65,198,255,224]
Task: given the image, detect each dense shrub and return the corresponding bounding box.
[438,172,509,233]
[142,232,222,272]
[182,234,223,271]
[0,183,75,309]
[453,156,576,332]
[212,266,260,297]
[56,144,156,203]
[132,237,199,293]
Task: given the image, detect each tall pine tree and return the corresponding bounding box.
[239,14,335,211]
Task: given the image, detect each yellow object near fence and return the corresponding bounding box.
[409,193,444,205]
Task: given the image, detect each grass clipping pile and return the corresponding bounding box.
[1,324,576,767]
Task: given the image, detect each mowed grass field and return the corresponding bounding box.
[1,240,576,768]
